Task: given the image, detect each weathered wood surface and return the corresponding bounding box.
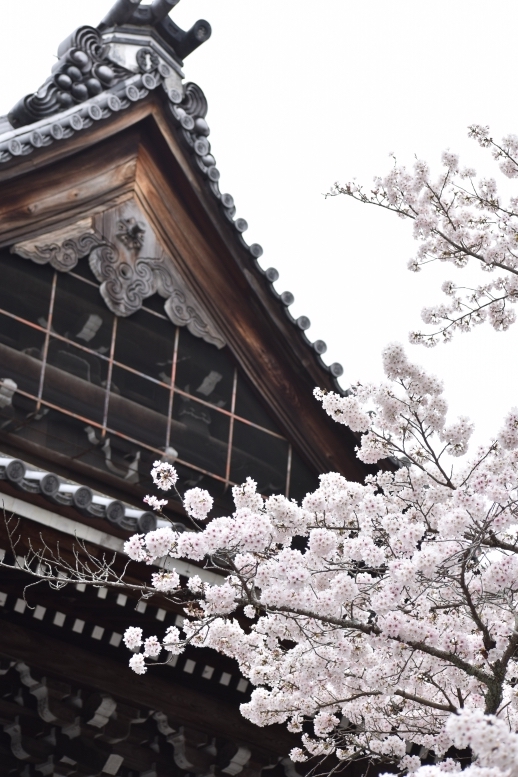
[0,644,295,775]
[0,91,372,484]
[0,138,138,247]
[0,618,296,757]
[133,124,369,482]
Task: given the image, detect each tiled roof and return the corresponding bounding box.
[0,1,345,388]
[0,454,164,534]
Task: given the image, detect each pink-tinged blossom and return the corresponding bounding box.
[313,388,370,432]
[399,756,423,773]
[163,626,184,655]
[203,582,238,615]
[183,488,213,521]
[266,494,309,543]
[313,713,340,737]
[117,344,518,773]
[440,416,474,456]
[123,534,148,562]
[143,494,168,511]
[187,574,203,593]
[332,128,518,345]
[308,528,338,558]
[232,478,263,511]
[144,527,177,559]
[442,709,518,777]
[499,408,518,449]
[174,532,208,561]
[123,626,143,650]
[129,653,147,674]
[289,749,308,763]
[151,570,180,593]
[151,461,178,491]
[143,636,161,658]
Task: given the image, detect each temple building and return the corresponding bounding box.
[0,2,373,774]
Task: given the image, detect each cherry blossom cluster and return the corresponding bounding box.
[151,461,178,490]
[143,494,168,511]
[330,126,518,345]
[414,709,518,777]
[120,344,518,776]
[142,461,180,512]
[183,487,214,521]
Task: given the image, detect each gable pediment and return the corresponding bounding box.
[12,199,225,349]
[0,116,370,488]
[0,3,372,489]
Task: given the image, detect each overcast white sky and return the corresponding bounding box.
[1,1,517,451]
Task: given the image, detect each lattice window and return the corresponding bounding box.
[0,251,317,503]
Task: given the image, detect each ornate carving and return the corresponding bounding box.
[182,81,208,118]
[116,217,146,252]
[11,205,226,349]
[136,47,159,73]
[89,244,170,317]
[8,27,132,129]
[12,219,100,272]
[164,289,224,347]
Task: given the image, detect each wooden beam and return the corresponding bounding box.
[0,617,296,758]
[0,92,374,483]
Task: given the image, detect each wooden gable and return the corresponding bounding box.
[0,6,377,776]
[0,13,371,511]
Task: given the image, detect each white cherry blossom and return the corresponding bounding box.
[118,344,518,775]
[183,488,213,521]
[331,126,518,346]
[151,461,178,491]
[123,626,142,650]
[128,653,146,675]
[143,494,168,511]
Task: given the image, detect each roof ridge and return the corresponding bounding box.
[0,11,346,391]
[0,454,177,535]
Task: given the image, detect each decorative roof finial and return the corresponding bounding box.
[98,0,183,28]
[97,0,211,61]
[97,0,212,59]
[99,0,143,29]
[6,1,211,129]
[150,0,181,23]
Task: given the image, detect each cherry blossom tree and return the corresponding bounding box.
[111,343,518,777]
[9,340,518,776]
[330,126,518,347]
[5,127,518,777]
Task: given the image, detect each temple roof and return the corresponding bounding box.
[0,454,165,537]
[0,0,345,390]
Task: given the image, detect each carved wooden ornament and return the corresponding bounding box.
[11,202,226,349]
